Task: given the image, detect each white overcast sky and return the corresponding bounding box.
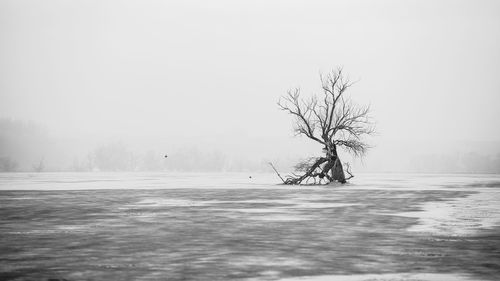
[1,0,499,161]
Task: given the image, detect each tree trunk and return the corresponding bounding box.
[331,146,346,183]
[332,157,346,183]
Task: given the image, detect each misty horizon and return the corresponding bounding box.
[1,117,499,174]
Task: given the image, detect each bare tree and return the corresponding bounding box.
[276,68,374,184]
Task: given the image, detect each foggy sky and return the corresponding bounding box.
[1,0,500,172]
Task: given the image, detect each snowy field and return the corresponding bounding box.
[0,172,499,281]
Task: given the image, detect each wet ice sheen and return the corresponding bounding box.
[396,189,500,236]
[0,172,499,281]
[277,273,478,281]
[128,195,360,222]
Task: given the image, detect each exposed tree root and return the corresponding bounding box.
[270,156,353,186]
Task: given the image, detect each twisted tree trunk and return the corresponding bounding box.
[332,158,346,183]
[331,146,346,183]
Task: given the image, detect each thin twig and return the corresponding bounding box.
[268,162,285,183]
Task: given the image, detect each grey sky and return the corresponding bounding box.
[1,0,500,171]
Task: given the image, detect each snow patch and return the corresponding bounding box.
[277,273,478,281]
[397,189,500,236]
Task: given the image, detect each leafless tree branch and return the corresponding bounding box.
[277,68,374,185]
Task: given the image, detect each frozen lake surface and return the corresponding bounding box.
[1,172,500,280]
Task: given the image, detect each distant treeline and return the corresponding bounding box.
[69,143,272,172]
[408,152,500,174]
[0,118,277,172]
[1,118,499,173]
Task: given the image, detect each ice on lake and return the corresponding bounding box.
[1,172,499,280]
